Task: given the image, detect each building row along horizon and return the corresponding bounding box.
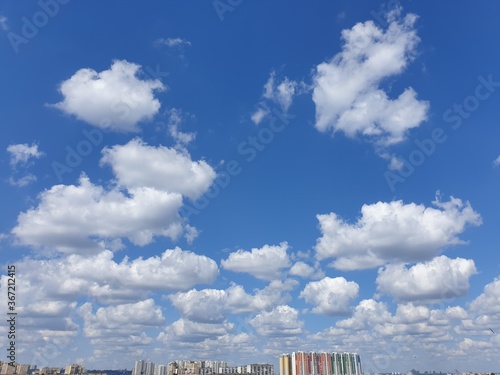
[279,352,362,375]
[132,360,273,375]
[0,363,97,375]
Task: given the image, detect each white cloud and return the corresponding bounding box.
[170,289,228,324]
[249,305,303,337]
[251,71,300,125]
[101,138,215,200]
[288,261,324,279]
[394,303,431,324]
[250,108,270,125]
[9,174,37,187]
[0,248,218,319]
[155,37,191,48]
[52,60,165,132]
[263,72,298,112]
[493,155,500,166]
[79,299,165,338]
[166,108,196,148]
[300,277,359,316]
[156,331,258,361]
[226,279,298,313]
[78,299,163,356]
[221,242,291,280]
[315,196,481,270]
[169,279,298,323]
[7,143,44,167]
[12,175,183,253]
[336,299,392,330]
[0,16,8,31]
[469,278,500,315]
[377,256,477,303]
[312,11,429,146]
[389,155,404,171]
[13,138,216,253]
[160,319,234,343]
[309,298,462,364]
[184,224,199,244]
[445,306,468,320]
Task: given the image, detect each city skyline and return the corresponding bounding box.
[0,0,499,372]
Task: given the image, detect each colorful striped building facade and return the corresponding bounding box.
[279,352,361,375]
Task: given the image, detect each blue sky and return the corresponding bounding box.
[1,0,500,372]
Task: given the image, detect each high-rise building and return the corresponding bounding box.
[65,364,85,375]
[1,363,16,374]
[154,365,167,375]
[134,361,146,375]
[167,362,178,375]
[145,362,155,375]
[280,352,361,375]
[16,365,31,375]
[279,355,291,375]
[244,364,273,375]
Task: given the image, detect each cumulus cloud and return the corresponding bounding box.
[312,10,428,146]
[7,143,44,167]
[221,242,291,280]
[160,319,234,343]
[315,196,481,270]
[0,248,218,307]
[101,138,215,200]
[78,299,163,356]
[12,175,183,253]
[469,278,500,315]
[249,305,303,337]
[170,289,228,324]
[157,331,258,361]
[52,60,165,132]
[377,256,477,303]
[229,279,298,313]
[13,139,215,253]
[288,261,324,280]
[336,299,392,330]
[310,298,456,360]
[445,306,468,320]
[79,299,165,338]
[169,279,298,323]
[300,277,359,316]
[493,156,500,167]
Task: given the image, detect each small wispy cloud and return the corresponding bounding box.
[493,155,500,167]
[0,16,8,31]
[7,143,44,168]
[6,143,44,188]
[155,37,191,48]
[167,108,196,148]
[9,174,37,187]
[251,70,306,125]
